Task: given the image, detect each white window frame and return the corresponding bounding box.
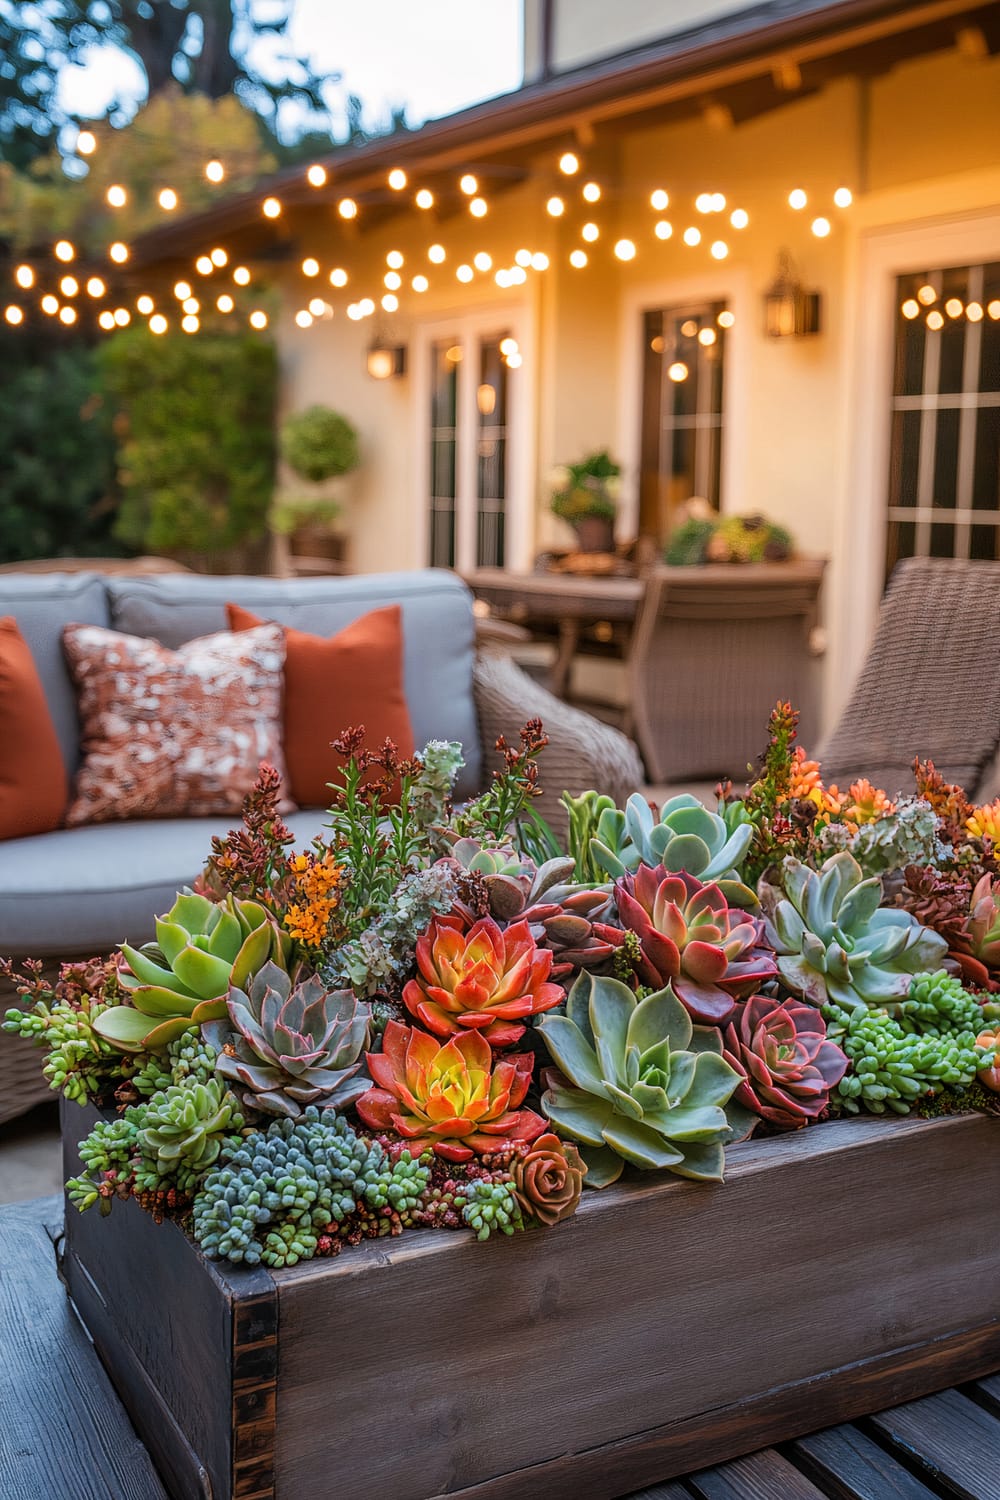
[411,302,536,573]
[617,267,753,541]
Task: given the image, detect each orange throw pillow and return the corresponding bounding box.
[226,603,414,807]
[0,616,68,839]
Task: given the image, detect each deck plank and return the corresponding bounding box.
[685,1448,828,1499]
[0,1195,169,1500]
[788,1423,942,1499]
[867,1388,1000,1500]
[967,1373,1000,1419]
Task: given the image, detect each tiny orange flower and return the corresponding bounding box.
[967,799,1000,844]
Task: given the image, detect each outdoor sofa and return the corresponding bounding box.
[0,566,642,1123]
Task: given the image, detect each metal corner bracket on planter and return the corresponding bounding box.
[59,1098,1000,1500]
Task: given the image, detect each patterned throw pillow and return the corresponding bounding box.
[63,622,292,825]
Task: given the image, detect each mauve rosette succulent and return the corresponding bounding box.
[953,874,1000,991]
[402,912,564,1047]
[614,865,777,1024]
[511,1132,586,1226]
[722,994,849,1128]
[356,1020,546,1162]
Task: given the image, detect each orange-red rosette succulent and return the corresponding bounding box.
[356,1020,546,1162]
[403,912,564,1047]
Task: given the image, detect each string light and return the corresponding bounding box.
[917,284,936,304]
[174,281,192,300]
[210,248,227,267]
[307,164,328,187]
[559,151,579,174]
[5,305,23,325]
[683,226,701,246]
[788,188,807,209]
[249,310,268,329]
[710,240,729,259]
[506,350,522,368]
[196,255,213,275]
[14,265,34,289]
[650,189,669,211]
[499,337,518,355]
[834,187,853,207]
[926,309,944,330]
[546,196,565,217]
[358,297,375,315]
[614,239,636,261]
[811,217,831,238]
[137,295,154,315]
[86,277,105,297]
[233,266,251,286]
[514,248,532,266]
[698,327,717,346]
[412,274,429,292]
[77,130,96,155]
[217,293,234,313]
[182,314,199,333]
[570,249,587,268]
[114,307,130,326]
[901,299,920,319]
[302,257,320,276]
[531,251,549,270]
[469,197,487,217]
[967,301,984,322]
[109,242,128,263]
[41,295,59,315]
[582,222,599,242]
[98,310,115,330]
[717,310,735,328]
[388,168,407,190]
[456,264,474,282]
[459,173,478,194]
[295,309,313,328]
[415,188,434,209]
[150,314,168,334]
[182,297,200,314]
[509,266,527,284]
[338,197,357,219]
[668,361,688,382]
[158,188,178,211]
[59,275,79,297]
[106,184,127,207]
[309,296,329,315]
[730,208,749,229]
[473,251,492,272]
[386,250,404,268]
[495,268,511,287]
[262,197,282,218]
[384,270,402,289]
[695,193,713,213]
[582,182,601,203]
[54,241,75,262]
[330,268,348,287]
[988,300,1000,319]
[945,297,964,318]
[428,244,446,264]
[381,293,398,311]
[59,305,77,325]
[205,160,224,183]
[654,220,672,240]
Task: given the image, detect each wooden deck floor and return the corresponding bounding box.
[3,1195,999,1500]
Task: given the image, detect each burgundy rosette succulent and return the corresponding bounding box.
[614,865,777,1024]
[722,993,848,1128]
[511,1131,586,1226]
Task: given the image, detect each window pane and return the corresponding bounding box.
[428,339,458,568]
[980,262,1000,392]
[888,410,920,507]
[972,406,1000,511]
[931,408,960,509]
[476,335,508,568]
[640,300,727,538]
[970,523,1000,560]
[886,518,916,573]
[937,266,969,395]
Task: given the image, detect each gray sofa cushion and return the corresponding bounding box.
[0,573,110,778]
[0,809,329,957]
[107,569,481,795]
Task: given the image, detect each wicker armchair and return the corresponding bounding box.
[818,556,1000,798]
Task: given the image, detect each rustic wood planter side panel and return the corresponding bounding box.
[61,1106,1000,1500]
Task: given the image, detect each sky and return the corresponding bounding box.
[57,0,524,140]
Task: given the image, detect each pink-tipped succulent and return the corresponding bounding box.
[614,865,777,1024]
[402,912,564,1047]
[722,994,848,1129]
[356,1020,546,1162]
[952,873,1000,992]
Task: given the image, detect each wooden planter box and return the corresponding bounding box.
[60,1101,1000,1500]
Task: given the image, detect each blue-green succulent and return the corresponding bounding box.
[588,793,755,905]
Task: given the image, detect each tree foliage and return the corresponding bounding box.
[98,324,278,555]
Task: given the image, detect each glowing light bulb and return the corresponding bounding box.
[717,310,735,328]
[109,242,128,263]
[569,249,587,268]
[205,160,224,183]
[384,271,402,290]
[182,314,199,333]
[385,251,404,270]
[137,295,154,315]
[174,281,192,300]
[5,305,23,325]
[98,311,115,330]
[711,193,726,212]
[967,301,984,322]
[456,264,474,283]
[338,197,357,219]
[788,188,808,210]
[86,277,105,298]
[113,307,130,326]
[381,293,398,311]
[41,295,59,315]
[59,275,79,297]
[14,265,34,289]
[987,300,1000,319]
[346,304,361,320]
[329,267,348,287]
[59,305,77,325]
[54,241,74,262]
[582,182,601,203]
[682,226,701,246]
[650,189,669,211]
[77,130,96,155]
[654,220,672,240]
[917,284,936,305]
[668,361,688,382]
[149,314,168,335]
[262,197,282,218]
[559,151,579,175]
[546,196,565,217]
[196,255,213,275]
[358,298,375,315]
[495,269,511,288]
[412,274,429,292]
[698,327,717,346]
[695,193,713,213]
[499,338,518,356]
[614,239,636,261]
[388,167,407,190]
[295,309,313,329]
[210,248,227,267]
[309,297,328,316]
[811,217,831,238]
[307,164,328,187]
[506,351,523,368]
[509,266,527,284]
[473,252,492,272]
[233,266,251,286]
[415,188,434,209]
[582,222,599,243]
[182,297,199,315]
[834,187,853,208]
[926,310,945,330]
[217,294,234,313]
[515,248,533,266]
[531,251,549,270]
[730,208,749,229]
[428,244,446,264]
[302,257,320,277]
[106,184,127,208]
[710,240,729,259]
[901,299,920,319]
[469,197,487,217]
[945,297,964,318]
[459,174,478,195]
[249,310,268,330]
[158,188,178,211]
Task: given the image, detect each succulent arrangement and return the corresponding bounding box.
[6,702,999,1271]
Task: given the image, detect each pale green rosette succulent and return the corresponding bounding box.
[588,793,755,906]
[760,851,948,1011]
[536,972,749,1188]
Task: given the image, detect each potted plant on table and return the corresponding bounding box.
[273,404,360,565]
[550,449,621,553]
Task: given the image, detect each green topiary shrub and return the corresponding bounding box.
[280,405,359,483]
[98,327,278,555]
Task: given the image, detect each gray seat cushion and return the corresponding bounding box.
[0,809,329,957]
[0,573,110,779]
[107,569,481,795]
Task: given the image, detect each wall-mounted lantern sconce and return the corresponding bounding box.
[366,342,407,379]
[763,251,821,338]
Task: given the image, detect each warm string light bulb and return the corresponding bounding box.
[415,188,434,209]
[249,310,268,329]
[582,182,601,203]
[106,184,127,207]
[682,226,701,246]
[710,240,729,260]
[473,252,492,272]
[233,266,251,286]
[86,276,105,297]
[5,305,24,325]
[217,293,234,313]
[137,295,154,315]
[546,195,565,217]
[469,197,487,217]
[412,274,428,292]
[569,249,587,268]
[459,173,478,195]
[531,251,549,271]
[428,244,446,264]
[811,217,831,238]
[174,281,192,300]
[14,265,34,289]
[582,222,599,243]
[834,186,853,208]
[654,220,672,240]
[730,208,749,229]
[54,241,75,262]
[559,151,579,174]
[98,310,115,330]
[307,164,328,187]
[41,294,59,315]
[456,263,474,283]
[614,239,636,261]
[205,159,224,183]
[388,167,407,190]
[149,314,168,334]
[329,267,348,287]
[59,275,79,296]
[109,242,128,263]
[302,257,320,277]
[196,255,213,275]
[210,248,227,267]
[381,293,398,311]
[386,250,404,269]
[262,197,282,218]
[77,130,96,155]
[788,188,808,210]
[59,305,77,325]
[384,271,402,290]
[114,307,130,326]
[514,248,532,267]
[650,189,669,211]
[295,309,313,329]
[158,188,178,211]
[182,297,200,314]
[182,314,199,333]
[338,197,357,219]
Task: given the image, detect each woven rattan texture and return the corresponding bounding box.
[0,962,63,1125]
[819,558,1000,799]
